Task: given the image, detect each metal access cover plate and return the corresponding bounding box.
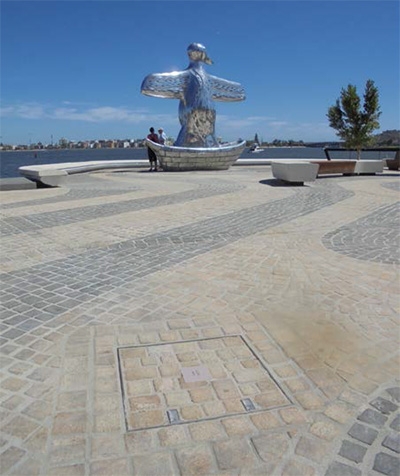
[118,336,290,431]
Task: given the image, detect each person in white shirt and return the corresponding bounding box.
[158,128,167,145]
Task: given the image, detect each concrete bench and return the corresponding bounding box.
[272,159,384,185]
[309,159,384,176]
[354,160,384,175]
[19,167,68,188]
[271,160,319,185]
[19,160,147,187]
[385,151,399,171]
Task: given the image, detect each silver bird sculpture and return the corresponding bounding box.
[141,43,246,148]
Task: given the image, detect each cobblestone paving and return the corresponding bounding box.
[0,184,352,341]
[322,201,400,265]
[2,187,139,209]
[0,183,243,236]
[326,386,400,476]
[119,336,291,432]
[1,174,141,209]
[381,181,400,192]
[0,168,399,476]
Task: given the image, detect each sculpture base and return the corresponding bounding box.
[146,140,246,171]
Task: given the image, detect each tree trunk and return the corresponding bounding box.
[356,148,361,161]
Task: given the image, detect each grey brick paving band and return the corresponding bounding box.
[2,174,140,209]
[2,187,139,209]
[0,184,352,341]
[381,182,400,192]
[0,182,242,236]
[326,387,400,476]
[322,201,400,265]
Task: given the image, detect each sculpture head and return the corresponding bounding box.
[187,43,213,65]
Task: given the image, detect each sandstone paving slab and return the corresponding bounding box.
[0,181,243,236]
[0,174,290,273]
[118,336,290,431]
[0,169,399,475]
[0,183,354,342]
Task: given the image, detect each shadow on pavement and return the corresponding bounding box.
[259,179,311,187]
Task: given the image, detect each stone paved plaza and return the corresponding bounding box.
[0,166,399,476]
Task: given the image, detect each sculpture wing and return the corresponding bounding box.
[209,75,246,102]
[141,71,187,99]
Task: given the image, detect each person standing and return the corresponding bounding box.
[158,128,167,145]
[147,127,159,171]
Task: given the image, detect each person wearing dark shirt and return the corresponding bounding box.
[147,127,159,171]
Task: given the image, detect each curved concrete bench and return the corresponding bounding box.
[19,157,321,188]
[19,158,297,187]
[19,160,147,187]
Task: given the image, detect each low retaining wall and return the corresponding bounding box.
[147,140,246,171]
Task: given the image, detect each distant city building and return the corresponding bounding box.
[59,137,69,148]
[117,140,130,148]
[9,132,398,151]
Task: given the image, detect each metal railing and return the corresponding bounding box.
[324,147,399,161]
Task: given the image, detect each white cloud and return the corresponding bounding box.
[0,103,46,119]
[52,106,133,122]
[268,121,289,127]
[0,102,336,141]
[217,114,335,141]
[0,102,176,125]
[218,114,275,129]
[247,116,276,121]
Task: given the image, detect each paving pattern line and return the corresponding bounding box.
[0,183,352,342]
[322,201,400,265]
[0,182,243,236]
[1,187,140,210]
[381,181,400,192]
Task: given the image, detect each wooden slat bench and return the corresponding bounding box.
[309,160,356,176]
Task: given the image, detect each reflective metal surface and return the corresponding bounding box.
[145,138,246,171]
[166,409,181,424]
[241,398,256,412]
[141,43,245,148]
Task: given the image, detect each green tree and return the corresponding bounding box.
[327,79,381,160]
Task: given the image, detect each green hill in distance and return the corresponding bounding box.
[373,130,400,146]
[303,130,400,148]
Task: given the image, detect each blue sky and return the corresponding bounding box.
[1,0,399,144]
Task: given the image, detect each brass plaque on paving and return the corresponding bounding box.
[118,336,290,431]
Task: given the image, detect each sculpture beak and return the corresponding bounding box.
[204,55,213,65]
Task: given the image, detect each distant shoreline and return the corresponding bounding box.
[0,147,147,153]
[2,146,308,152]
[2,146,396,179]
